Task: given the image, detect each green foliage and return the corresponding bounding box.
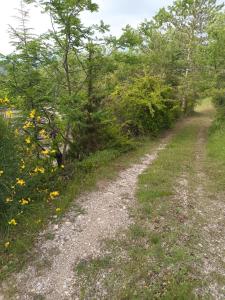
[0,112,66,274]
[110,75,181,136]
[0,116,57,227]
[210,89,225,134]
[212,88,225,110]
[0,117,20,216]
[207,111,225,192]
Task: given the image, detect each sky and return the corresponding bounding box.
[0,0,174,54]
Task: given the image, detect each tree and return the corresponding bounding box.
[142,0,223,113]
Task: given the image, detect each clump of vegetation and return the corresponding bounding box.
[0,100,63,275]
[110,75,180,136]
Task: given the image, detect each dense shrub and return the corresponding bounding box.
[212,88,225,110]
[209,89,225,133]
[109,75,181,137]
[0,117,21,218]
[0,116,60,239]
[69,110,132,159]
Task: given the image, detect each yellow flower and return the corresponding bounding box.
[25,137,31,144]
[39,129,48,139]
[56,208,61,213]
[15,128,19,136]
[20,159,25,170]
[61,165,65,169]
[23,121,33,129]
[8,219,17,226]
[19,198,29,205]
[29,109,36,119]
[42,149,49,155]
[50,150,56,154]
[4,242,10,248]
[50,191,60,199]
[34,166,45,174]
[5,110,13,118]
[16,178,26,186]
[5,197,13,203]
[4,97,9,104]
[36,116,41,122]
[0,97,9,105]
[0,170,4,176]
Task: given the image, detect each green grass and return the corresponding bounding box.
[74,119,203,299]
[77,256,112,276]
[207,112,225,191]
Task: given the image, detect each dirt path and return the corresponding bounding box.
[0,133,172,299]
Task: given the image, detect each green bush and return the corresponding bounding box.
[209,89,225,133]
[69,109,132,159]
[212,88,225,110]
[109,75,181,137]
[0,117,59,236]
[0,117,20,217]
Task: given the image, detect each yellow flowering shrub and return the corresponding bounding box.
[0,97,65,263]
